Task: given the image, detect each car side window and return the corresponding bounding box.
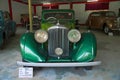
[106,12,115,17]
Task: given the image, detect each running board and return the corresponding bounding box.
[17,61,101,67]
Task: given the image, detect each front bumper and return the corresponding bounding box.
[17,61,101,67]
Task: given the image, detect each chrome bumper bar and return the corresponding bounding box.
[17,61,101,67]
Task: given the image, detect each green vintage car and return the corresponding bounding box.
[17,9,101,68]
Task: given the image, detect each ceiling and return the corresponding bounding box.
[13,0,119,5]
[13,0,87,4]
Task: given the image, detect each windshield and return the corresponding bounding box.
[44,12,73,20]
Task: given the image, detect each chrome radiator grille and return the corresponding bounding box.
[48,27,69,57]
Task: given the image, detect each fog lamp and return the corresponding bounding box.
[55,48,63,56]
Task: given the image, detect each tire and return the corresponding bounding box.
[0,38,6,50]
[13,26,16,36]
[75,66,93,70]
[84,60,93,70]
[12,31,16,36]
[84,66,93,70]
[87,26,91,30]
[103,26,110,34]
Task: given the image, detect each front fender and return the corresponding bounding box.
[20,32,46,62]
[72,32,97,62]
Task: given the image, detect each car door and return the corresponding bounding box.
[90,13,102,29]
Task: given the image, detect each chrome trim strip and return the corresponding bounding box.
[48,26,67,30]
[17,61,101,67]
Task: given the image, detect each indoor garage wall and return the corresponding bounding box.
[0,0,9,11]
[36,6,42,16]
[59,4,70,9]
[73,4,90,24]
[12,1,30,24]
[0,0,33,24]
[109,1,120,16]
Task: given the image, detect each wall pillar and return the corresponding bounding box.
[33,5,37,15]
[8,0,13,19]
[70,3,73,9]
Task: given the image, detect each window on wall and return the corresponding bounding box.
[42,4,58,10]
[85,2,109,10]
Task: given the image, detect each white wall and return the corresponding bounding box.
[12,1,29,24]
[36,6,42,16]
[73,4,90,24]
[109,1,120,16]
[59,4,70,9]
[0,0,9,11]
[0,0,31,24]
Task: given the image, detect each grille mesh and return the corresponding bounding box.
[48,27,69,57]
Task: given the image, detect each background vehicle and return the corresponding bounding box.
[18,9,101,69]
[26,15,41,31]
[86,11,120,34]
[0,10,16,49]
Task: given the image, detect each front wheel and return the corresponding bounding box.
[87,26,91,30]
[103,26,110,34]
[0,39,6,50]
[84,66,93,70]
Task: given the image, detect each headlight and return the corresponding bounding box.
[109,23,113,28]
[68,29,81,43]
[34,30,48,43]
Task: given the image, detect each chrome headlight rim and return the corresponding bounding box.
[68,29,81,43]
[34,29,48,43]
